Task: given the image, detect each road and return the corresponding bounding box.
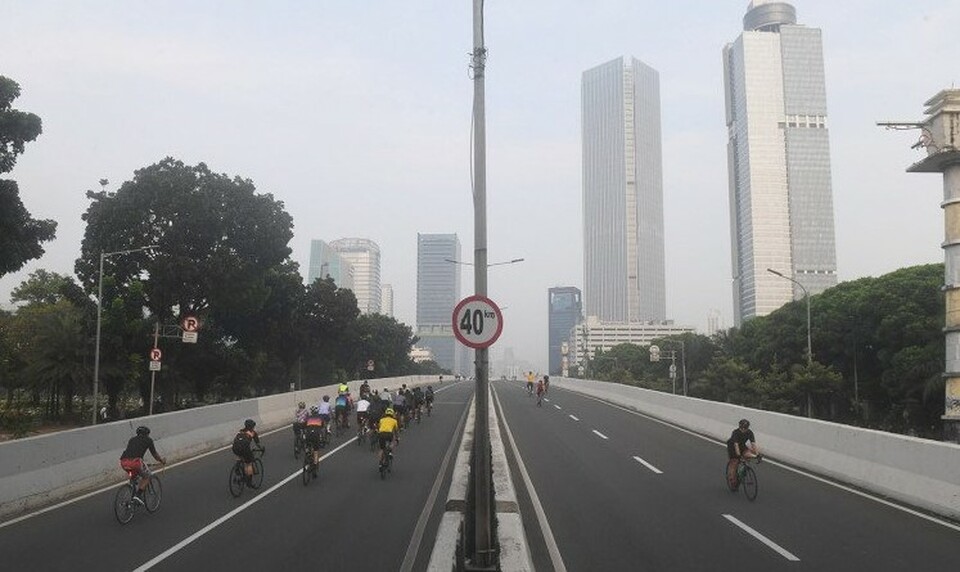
[492,379,960,572]
[0,380,473,572]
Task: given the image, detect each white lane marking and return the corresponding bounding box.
[553,404,562,410]
[134,437,358,571]
[567,389,960,534]
[0,423,289,530]
[569,415,579,422]
[592,430,608,440]
[543,398,550,402]
[400,397,472,572]
[723,514,800,561]
[491,386,568,572]
[632,456,663,474]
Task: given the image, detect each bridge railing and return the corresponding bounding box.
[553,377,960,521]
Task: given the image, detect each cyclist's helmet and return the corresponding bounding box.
[323,395,330,401]
[738,419,750,430]
[427,385,432,390]
[244,419,256,430]
[385,408,395,417]
[310,406,319,414]
[136,426,150,436]
[298,401,306,409]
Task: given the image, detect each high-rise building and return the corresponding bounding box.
[582,56,666,323]
[548,287,582,375]
[416,233,463,373]
[724,1,838,325]
[380,284,394,318]
[329,238,382,315]
[307,239,354,290]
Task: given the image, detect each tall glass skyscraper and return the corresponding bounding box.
[329,238,382,315]
[582,56,666,323]
[307,239,354,290]
[416,233,463,373]
[724,1,838,325]
[548,287,582,375]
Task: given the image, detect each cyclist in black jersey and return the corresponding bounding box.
[119,426,166,502]
[726,419,761,486]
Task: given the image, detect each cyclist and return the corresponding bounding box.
[425,385,435,414]
[334,390,350,430]
[359,380,371,400]
[303,407,325,477]
[536,378,545,406]
[356,394,371,434]
[377,407,400,467]
[404,387,417,423]
[726,419,761,488]
[526,371,535,396]
[392,387,406,428]
[317,395,333,436]
[543,375,550,395]
[232,419,263,486]
[293,401,308,452]
[119,426,166,504]
[438,374,443,385]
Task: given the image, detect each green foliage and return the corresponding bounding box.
[0,77,56,277]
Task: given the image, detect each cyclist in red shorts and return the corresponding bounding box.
[119,426,166,504]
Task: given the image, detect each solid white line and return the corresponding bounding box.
[399,398,471,572]
[553,404,562,410]
[569,415,579,422]
[558,387,960,534]
[592,430,608,440]
[491,386,568,572]
[632,456,663,474]
[134,437,358,571]
[0,424,289,530]
[723,514,800,561]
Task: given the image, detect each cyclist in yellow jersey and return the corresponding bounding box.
[377,408,400,466]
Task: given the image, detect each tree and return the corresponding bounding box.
[0,77,56,277]
[11,269,87,308]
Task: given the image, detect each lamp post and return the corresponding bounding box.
[92,245,158,425]
[767,268,812,417]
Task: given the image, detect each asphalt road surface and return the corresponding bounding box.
[492,379,960,572]
[0,380,473,572]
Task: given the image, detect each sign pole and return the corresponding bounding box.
[149,322,159,415]
[471,0,493,567]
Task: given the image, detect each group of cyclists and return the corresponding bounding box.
[289,381,437,474]
[523,371,550,404]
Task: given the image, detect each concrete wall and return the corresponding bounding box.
[0,375,437,521]
[553,377,960,521]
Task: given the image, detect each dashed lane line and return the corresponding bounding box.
[592,430,608,440]
[722,514,800,562]
[569,415,579,422]
[632,456,663,474]
[553,404,562,410]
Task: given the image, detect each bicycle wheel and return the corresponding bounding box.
[114,485,136,524]
[741,466,758,501]
[302,456,311,486]
[228,462,245,498]
[250,458,264,490]
[144,476,162,513]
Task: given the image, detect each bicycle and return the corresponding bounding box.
[114,465,162,524]
[725,456,759,501]
[379,442,394,480]
[425,399,433,417]
[293,424,305,459]
[229,447,264,498]
[414,405,422,424]
[357,417,370,447]
[302,442,318,486]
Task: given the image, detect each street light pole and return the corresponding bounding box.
[768,268,813,416]
[92,245,158,425]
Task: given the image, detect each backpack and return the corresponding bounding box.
[233,430,251,450]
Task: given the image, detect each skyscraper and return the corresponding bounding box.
[329,238,382,315]
[548,287,582,375]
[582,56,666,323]
[380,283,394,318]
[724,1,838,325]
[307,239,354,290]
[416,233,463,373]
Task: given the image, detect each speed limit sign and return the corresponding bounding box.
[452,295,503,349]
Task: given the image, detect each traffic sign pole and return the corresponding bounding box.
[149,322,159,415]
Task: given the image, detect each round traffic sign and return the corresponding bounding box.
[181,315,200,332]
[452,295,503,349]
[150,348,162,361]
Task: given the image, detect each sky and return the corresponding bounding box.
[1,1,958,371]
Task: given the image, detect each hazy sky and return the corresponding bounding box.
[2,1,958,370]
